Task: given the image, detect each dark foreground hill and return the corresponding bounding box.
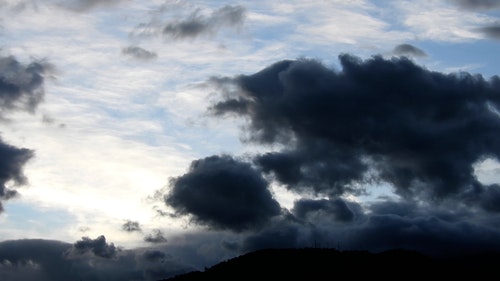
[161,248,500,280]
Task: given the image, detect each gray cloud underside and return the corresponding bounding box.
[122,220,142,232]
[209,55,500,209]
[72,235,118,258]
[133,4,245,40]
[292,198,355,222]
[453,0,500,10]
[0,239,193,281]
[122,46,158,61]
[144,229,168,244]
[162,5,245,39]
[392,43,427,57]
[0,55,51,118]
[54,0,127,12]
[477,24,500,40]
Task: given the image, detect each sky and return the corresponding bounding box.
[0,0,500,280]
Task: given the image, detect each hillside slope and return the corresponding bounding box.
[162,248,500,280]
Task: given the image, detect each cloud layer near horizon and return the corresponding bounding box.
[0,238,193,281]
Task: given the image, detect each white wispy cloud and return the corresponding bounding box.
[396,0,496,42]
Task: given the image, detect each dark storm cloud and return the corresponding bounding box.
[142,250,168,262]
[0,55,52,118]
[0,54,50,211]
[209,55,500,207]
[137,249,189,281]
[72,235,119,258]
[242,222,304,252]
[453,0,500,10]
[392,43,427,58]
[162,5,245,39]
[221,240,239,251]
[477,24,500,40]
[477,184,500,212]
[122,46,158,61]
[239,198,500,257]
[165,154,281,232]
[0,239,192,281]
[240,214,312,252]
[255,147,368,196]
[0,139,34,212]
[343,200,500,257]
[241,202,360,252]
[0,239,75,281]
[144,229,168,244]
[292,198,354,222]
[122,220,142,232]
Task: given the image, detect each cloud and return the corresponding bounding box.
[453,0,500,10]
[0,55,52,118]
[398,1,490,42]
[477,184,500,212]
[241,219,306,252]
[142,250,168,262]
[0,139,33,212]
[137,249,188,280]
[72,235,119,258]
[0,54,51,212]
[342,200,500,257]
[54,0,128,12]
[0,239,75,281]
[122,220,142,232]
[133,4,245,40]
[209,55,500,209]
[162,5,245,39]
[143,229,168,244]
[292,198,355,223]
[238,198,500,257]
[477,24,500,40]
[392,43,427,57]
[122,46,158,61]
[164,154,282,232]
[0,239,192,281]
[154,231,243,269]
[277,0,410,48]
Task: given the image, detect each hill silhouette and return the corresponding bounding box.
[161,248,500,280]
